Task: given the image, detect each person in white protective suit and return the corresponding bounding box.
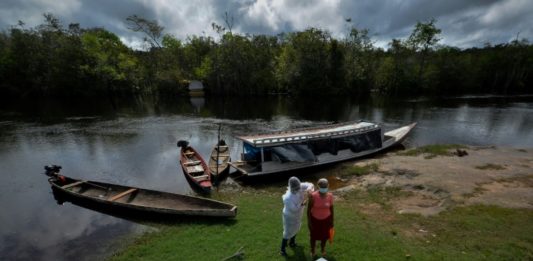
[280,176,314,256]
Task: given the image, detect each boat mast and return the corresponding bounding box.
[216,124,221,176]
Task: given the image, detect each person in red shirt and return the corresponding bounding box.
[307,178,334,258]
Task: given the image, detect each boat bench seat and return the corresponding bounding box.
[187,165,204,174]
[109,188,138,201]
[184,160,201,166]
[215,146,229,153]
[62,181,85,189]
[194,175,209,181]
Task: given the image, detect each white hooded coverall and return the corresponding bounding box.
[282,182,314,239]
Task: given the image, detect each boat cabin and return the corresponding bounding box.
[234,121,383,173]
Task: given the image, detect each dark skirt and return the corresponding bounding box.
[310,214,333,241]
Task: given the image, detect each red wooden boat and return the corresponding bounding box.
[177,140,212,193]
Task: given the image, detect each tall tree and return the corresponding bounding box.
[81,28,139,102]
[375,39,414,94]
[276,28,331,95]
[126,15,166,94]
[407,18,441,88]
[344,26,375,94]
[126,15,164,49]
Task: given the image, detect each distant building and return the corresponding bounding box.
[188,80,204,97]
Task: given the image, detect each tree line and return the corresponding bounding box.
[0,14,531,99]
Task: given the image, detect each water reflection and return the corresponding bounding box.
[0,95,532,260]
[0,178,141,261]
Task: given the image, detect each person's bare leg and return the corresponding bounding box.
[320,240,327,256]
[310,239,316,257]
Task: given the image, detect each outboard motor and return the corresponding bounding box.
[44,165,62,177]
[177,140,189,148]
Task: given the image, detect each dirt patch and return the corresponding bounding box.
[395,195,445,216]
[465,177,533,208]
[335,146,533,216]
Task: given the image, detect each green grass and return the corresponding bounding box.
[109,189,533,261]
[340,163,379,177]
[399,144,468,159]
[475,164,506,170]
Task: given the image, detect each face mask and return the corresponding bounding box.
[319,188,328,193]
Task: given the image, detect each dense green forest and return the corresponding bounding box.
[0,14,531,99]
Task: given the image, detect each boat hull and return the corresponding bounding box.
[48,176,236,218]
[181,168,212,193]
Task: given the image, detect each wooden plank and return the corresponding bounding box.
[184,160,201,166]
[109,188,137,201]
[228,162,248,175]
[194,175,209,181]
[62,181,84,190]
[211,154,230,160]
[215,146,229,153]
[187,165,204,174]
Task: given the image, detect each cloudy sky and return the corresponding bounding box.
[0,0,531,49]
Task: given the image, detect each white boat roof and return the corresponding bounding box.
[236,121,380,147]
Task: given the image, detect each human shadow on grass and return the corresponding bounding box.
[284,244,307,260]
[282,245,336,261]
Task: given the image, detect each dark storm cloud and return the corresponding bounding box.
[74,1,158,29]
[0,0,531,49]
[384,0,502,32]
[332,0,510,46]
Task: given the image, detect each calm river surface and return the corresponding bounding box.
[1,95,532,260]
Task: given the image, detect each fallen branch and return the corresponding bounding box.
[221,246,244,261]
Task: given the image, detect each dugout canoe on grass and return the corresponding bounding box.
[44,165,237,218]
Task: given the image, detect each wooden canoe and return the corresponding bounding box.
[45,166,236,217]
[178,141,212,193]
[208,141,231,182]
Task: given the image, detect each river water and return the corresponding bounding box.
[1,95,532,260]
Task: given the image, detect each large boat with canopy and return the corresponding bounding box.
[229,121,416,177]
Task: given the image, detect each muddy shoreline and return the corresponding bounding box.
[335,146,533,216]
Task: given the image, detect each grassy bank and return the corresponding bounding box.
[109,187,533,260]
[398,144,467,159]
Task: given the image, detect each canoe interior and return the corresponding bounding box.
[208,145,231,175]
[50,177,235,217]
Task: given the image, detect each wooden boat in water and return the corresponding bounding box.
[229,121,417,178]
[177,140,212,193]
[44,165,237,217]
[209,140,231,182]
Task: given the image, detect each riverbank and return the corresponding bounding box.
[109,146,533,260]
[338,145,533,216]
